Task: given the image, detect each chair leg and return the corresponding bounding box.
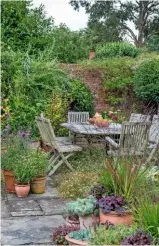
[60,153,74,171]
[47,152,75,176]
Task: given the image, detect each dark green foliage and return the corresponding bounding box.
[98,195,127,214]
[68,80,94,116]
[96,42,140,58]
[88,184,106,200]
[147,35,159,52]
[133,60,159,104]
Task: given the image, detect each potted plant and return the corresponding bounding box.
[98,195,133,225]
[66,195,99,229]
[1,136,26,193]
[13,153,35,198]
[65,229,92,245]
[52,225,78,245]
[64,204,80,229]
[30,151,47,194]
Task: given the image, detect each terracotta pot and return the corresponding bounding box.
[65,217,80,229]
[40,140,52,152]
[99,209,133,226]
[30,176,46,194]
[2,170,16,193]
[79,214,99,229]
[65,234,87,246]
[15,184,30,198]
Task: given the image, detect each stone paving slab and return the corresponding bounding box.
[38,198,68,215]
[9,199,41,212]
[1,215,65,245]
[7,187,60,201]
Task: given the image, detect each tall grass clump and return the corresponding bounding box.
[96,42,140,59]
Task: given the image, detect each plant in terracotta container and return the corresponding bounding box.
[66,195,99,230]
[65,229,92,245]
[30,151,48,194]
[63,204,80,229]
[1,136,27,193]
[52,225,78,245]
[97,195,133,225]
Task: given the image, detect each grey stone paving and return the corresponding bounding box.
[1,179,68,245]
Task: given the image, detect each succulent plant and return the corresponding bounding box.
[68,229,92,241]
[65,195,98,216]
[121,229,152,245]
[88,184,106,200]
[52,225,78,245]
[98,195,127,213]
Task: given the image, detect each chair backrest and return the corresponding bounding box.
[129,113,151,123]
[149,114,159,144]
[35,116,56,147]
[152,115,159,124]
[68,111,89,123]
[119,122,150,153]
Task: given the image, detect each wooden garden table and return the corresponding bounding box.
[61,123,122,146]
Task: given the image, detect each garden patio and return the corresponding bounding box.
[1,1,159,245]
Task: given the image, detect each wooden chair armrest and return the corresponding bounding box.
[105,137,119,149]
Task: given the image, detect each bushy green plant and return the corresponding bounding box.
[91,223,137,245]
[68,229,92,241]
[133,59,159,105]
[68,80,94,116]
[96,42,140,59]
[65,196,97,216]
[27,151,48,178]
[147,35,159,53]
[1,136,28,171]
[100,158,148,202]
[133,196,159,237]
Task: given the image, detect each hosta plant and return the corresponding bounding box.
[52,225,78,245]
[98,195,128,214]
[121,229,152,245]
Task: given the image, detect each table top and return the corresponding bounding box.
[61,123,122,135]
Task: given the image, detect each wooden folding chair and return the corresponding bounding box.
[68,111,89,124]
[129,113,151,123]
[35,116,82,176]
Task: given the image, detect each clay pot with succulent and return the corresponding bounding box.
[65,229,92,245]
[98,195,133,225]
[63,204,80,229]
[66,195,99,230]
[52,225,78,245]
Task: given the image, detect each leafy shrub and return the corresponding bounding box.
[68,80,94,116]
[121,229,152,245]
[91,223,137,245]
[133,59,159,104]
[147,35,159,52]
[96,42,140,58]
[58,171,99,199]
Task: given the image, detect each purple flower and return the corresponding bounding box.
[18,131,31,138]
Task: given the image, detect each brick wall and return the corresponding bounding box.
[61,64,108,112]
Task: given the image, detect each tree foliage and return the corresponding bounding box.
[70,0,159,48]
[133,60,159,104]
